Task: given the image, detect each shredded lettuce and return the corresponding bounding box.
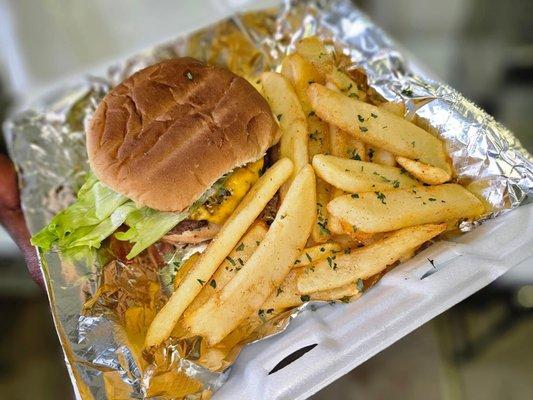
[31,175,186,260]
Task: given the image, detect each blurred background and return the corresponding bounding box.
[0,0,531,399]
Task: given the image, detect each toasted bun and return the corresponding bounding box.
[87,58,278,211]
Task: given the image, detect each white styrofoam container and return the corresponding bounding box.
[215,203,533,399]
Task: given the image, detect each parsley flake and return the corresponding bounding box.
[197,279,205,285]
[300,295,311,302]
[236,243,245,251]
[226,256,236,266]
[375,191,387,204]
[210,279,217,289]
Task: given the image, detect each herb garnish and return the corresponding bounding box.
[351,193,359,199]
[300,295,311,302]
[306,253,312,263]
[356,278,364,292]
[277,287,283,296]
[357,114,365,123]
[210,279,217,289]
[370,113,378,118]
[277,114,283,121]
[359,126,368,133]
[197,279,205,285]
[226,256,236,266]
[375,191,387,204]
[236,243,245,251]
[402,88,413,97]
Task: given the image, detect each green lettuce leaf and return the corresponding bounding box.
[31,175,186,260]
[115,208,187,259]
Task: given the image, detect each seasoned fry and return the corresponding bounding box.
[340,220,386,246]
[294,37,366,100]
[372,148,396,167]
[313,154,419,193]
[294,36,335,76]
[396,156,451,185]
[185,165,316,345]
[329,121,366,162]
[328,184,486,233]
[283,64,332,242]
[182,222,268,318]
[145,158,293,348]
[328,187,347,235]
[294,242,342,267]
[261,72,308,187]
[307,117,332,243]
[281,53,324,114]
[379,101,405,117]
[263,270,360,309]
[297,223,446,292]
[173,253,200,290]
[326,68,367,101]
[307,83,451,173]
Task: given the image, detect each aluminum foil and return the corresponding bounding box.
[4,0,533,399]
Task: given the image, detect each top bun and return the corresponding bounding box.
[87,58,278,211]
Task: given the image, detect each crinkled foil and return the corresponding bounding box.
[4,0,533,399]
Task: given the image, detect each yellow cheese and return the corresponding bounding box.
[191,158,264,224]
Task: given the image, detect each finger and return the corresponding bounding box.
[0,154,44,289]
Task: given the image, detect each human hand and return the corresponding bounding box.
[0,153,44,289]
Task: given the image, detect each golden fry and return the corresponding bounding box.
[328,184,486,233]
[185,165,316,345]
[308,83,451,173]
[396,156,451,185]
[145,158,293,348]
[297,223,446,292]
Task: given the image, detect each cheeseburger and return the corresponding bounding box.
[32,58,279,259]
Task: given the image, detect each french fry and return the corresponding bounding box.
[185,165,316,345]
[182,222,268,319]
[328,121,366,161]
[263,270,360,309]
[326,68,367,101]
[198,309,282,371]
[173,253,200,290]
[297,223,446,292]
[261,72,308,188]
[328,184,486,233]
[307,117,332,243]
[313,154,419,193]
[145,158,293,348]
[295,37,366,100]
[396,156,451,185]
[294,36,335,76]
[328,187,346,235]
[278,53,333,243]
[307,83,451,174]
[339,220,386,246]
[294,242,342,267]
[372,148,397,167]
[379,101,405,117]
[281,53,325,114]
